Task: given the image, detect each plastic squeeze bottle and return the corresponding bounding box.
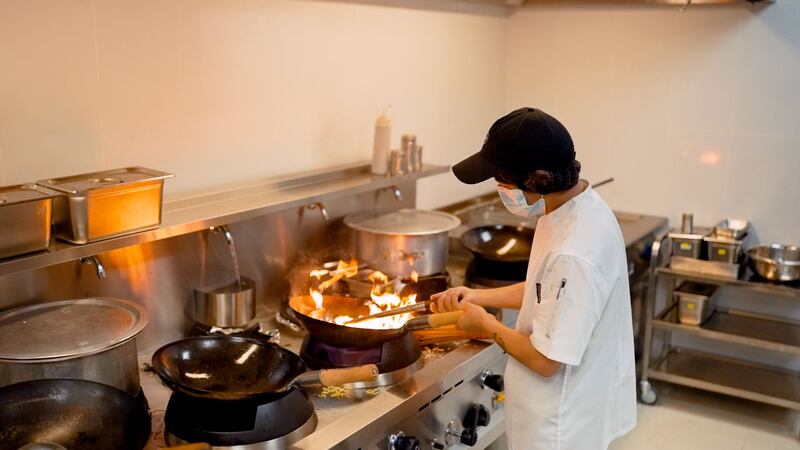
[372,108,391,175]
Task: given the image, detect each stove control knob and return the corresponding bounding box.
[480,370,504,392]
[389,431,422,450]
[460,403,491,446]
[429,439,446,449]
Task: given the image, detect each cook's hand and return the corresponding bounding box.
[430,286,480,313]
[456,302,494,334]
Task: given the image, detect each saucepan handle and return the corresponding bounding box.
[294,364,379,387]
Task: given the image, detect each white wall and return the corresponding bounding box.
[4,1,799,243]
[0,0,506,208]
[506,2,800,244]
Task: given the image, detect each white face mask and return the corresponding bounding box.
[497,186,545,217]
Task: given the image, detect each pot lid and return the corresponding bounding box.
[36,166,173,195]
[344,209,461,235]
[0,184,59,206]
[0,298,148,361]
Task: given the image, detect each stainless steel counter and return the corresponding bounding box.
[141,333,506,449]
[141,226,508,450]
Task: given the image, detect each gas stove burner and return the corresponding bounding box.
[165,388,316,449]
[301,332,423,388]
[465,258,527,288]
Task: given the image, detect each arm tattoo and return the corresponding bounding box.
[493,332,508,352]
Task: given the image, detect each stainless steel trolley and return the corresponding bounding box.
[639,232,800,437]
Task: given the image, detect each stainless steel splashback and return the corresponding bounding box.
[0,184,416,353]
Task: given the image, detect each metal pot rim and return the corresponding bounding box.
[344,209,460,236]
[0,297,148,361]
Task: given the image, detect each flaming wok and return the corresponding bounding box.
[288,294,461,348]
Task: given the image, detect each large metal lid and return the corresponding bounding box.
[0,184,59,206]
[344,209,461,235]
[0,298,148,361]
[36,166,173,195]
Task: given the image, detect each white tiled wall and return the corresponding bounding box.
[506,3,800,244]
[0,0,506,207]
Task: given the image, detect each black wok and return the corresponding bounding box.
[288,294,462,348]
[0,378,151,450]
[151,336,377,401]
[461,224,534,263]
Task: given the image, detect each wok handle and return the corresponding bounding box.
[295,364,379,387]
[164,444,211,450]
[428,311,464,328]
[406,311,463,330]
[593,177,614,188]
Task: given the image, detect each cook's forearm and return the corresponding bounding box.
[478,282,525,309]
[482,315,560,378]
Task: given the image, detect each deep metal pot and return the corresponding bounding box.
[344,209,460,278]
[0,338,141,397]
[0,298,148,397]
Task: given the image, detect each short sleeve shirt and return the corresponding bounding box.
[504,185,637,450]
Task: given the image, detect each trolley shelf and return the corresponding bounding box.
[656,266,800,298]
[652,310,800,355]
[648,349,800,411]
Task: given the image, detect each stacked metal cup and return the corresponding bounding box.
[389,134,423,176]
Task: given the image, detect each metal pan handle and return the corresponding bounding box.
[592,177,614,189]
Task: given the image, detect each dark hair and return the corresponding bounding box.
[495,160,582,195]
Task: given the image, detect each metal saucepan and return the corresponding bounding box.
[288,294,463,348]
[460,224,534,263]
[151,336,378,401]
[747,244,800,282]
[194,277,256,328]
[0,378,151,450]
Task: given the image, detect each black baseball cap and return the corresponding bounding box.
[453,107,575,185]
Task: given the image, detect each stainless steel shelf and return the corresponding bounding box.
[641,233,800,421]
[0,163,449,277]
[657,266,800,298]
[653,309,800,356]
[648,349,800,411]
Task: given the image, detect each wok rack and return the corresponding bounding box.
[165,388,317,448]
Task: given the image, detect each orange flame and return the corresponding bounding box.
[309,269,329,279]
[307,261,417,330]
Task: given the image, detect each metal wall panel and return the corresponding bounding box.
[0,184,415,353]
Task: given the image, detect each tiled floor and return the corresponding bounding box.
[610,384,799,450]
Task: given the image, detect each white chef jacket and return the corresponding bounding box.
[504,183,637,450]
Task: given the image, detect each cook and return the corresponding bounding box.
[431,108,636,450]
